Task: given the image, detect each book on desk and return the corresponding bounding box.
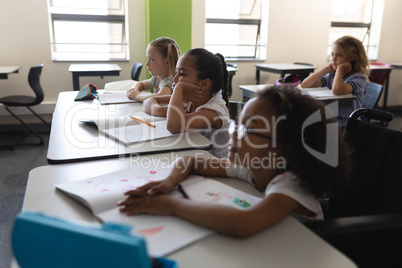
[79,111,180,146]
[55,159,262,256]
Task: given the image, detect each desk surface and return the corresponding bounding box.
[47,91,211,164]
[239,84,356,102]
[0,66,20,73]
[254,63,316,71]
[14,150,356,268]
[391,63,402,69]
[68,64,122,72]
[0,66,20,79]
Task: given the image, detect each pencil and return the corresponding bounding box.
[177,184,190,199]
[130,116,156,128]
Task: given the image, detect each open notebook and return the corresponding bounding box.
[55,160,262,256]
[79,112,177,146]
[100,80,152,105]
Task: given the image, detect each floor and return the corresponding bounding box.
[0,116,50,268]
[0,112,401,268]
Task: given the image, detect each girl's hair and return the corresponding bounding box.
[254,86,351,197]
[334,35,369,77]
[149,37,181,77]
[185,48,229,107]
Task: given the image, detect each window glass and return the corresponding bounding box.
[328,0,384,60]
[205,0,267,60]
[48,0,128,61]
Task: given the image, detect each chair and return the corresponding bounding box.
[0,64,50,145]
[131,63,143,81]
[227,63,238,98]
[369,62,391,86]
[228,101,243,120]
[304,108,402,268]
[360,82,383,122]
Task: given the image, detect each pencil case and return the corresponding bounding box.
[74,83,98,101]
[12,211,178,268]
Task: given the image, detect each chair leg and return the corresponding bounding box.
[26,106,51,130]
[4,105,44,145]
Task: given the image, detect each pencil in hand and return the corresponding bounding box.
[130,116,156,128]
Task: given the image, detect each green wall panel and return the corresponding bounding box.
[146,0,192,54]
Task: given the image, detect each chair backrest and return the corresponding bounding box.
[362,82,383,109]
[28,64,44,106]
[131,63,143,81]
[329,109,402,218]
[228,101,243,120]
[369,62,391,86]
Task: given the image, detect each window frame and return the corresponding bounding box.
[48,0,129,62]
[328,0,384,61]
[204,0,267,61]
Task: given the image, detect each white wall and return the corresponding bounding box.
[0,0,147,105]
[1,0,402,110]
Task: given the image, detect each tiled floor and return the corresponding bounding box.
[0,112,401,268]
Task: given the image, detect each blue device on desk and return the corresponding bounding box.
[12,211,177,268]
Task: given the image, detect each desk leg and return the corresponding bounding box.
[256,70,260,84]
[382,75,390,111]
[72,73,80,91]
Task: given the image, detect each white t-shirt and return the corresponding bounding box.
[226,163,323,220]
[195,95,230,158]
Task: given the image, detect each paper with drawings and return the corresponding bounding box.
[56,160,262,256]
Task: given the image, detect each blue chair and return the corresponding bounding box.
[131,63,143,81]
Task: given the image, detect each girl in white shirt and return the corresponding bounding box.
[119,86,350,237]
[144,48,230,158]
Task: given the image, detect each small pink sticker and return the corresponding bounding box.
[149,171,156,174]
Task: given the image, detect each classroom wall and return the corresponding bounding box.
[1,0,402,114]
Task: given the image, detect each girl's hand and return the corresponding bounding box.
[326,63,335,74]
[136,180,175,196]
[176,82,203,102]
[337,62,352,74]
[127,89,140,100]
[118,194,176,216]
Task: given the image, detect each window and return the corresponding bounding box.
[48,0,129,61]
[328,0,384,60]
[205,0,268,60]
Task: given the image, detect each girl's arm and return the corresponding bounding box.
[135,86,172,102]
[300,64,333,88]
[127,80,150,99]
[143,95,171,117]
[119,157,228,208]
[120,190,298,238]
[331,62,354,95]
[166,82,221,133]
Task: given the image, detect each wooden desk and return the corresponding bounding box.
[0,66,20,79]
[239,84,356,106]
[68,64,122,91]
[369,64,393,111]
[12,150,356,268]
[47,91,211,164]
[254,63,315,84]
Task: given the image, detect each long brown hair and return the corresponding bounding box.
[334,35,370,77]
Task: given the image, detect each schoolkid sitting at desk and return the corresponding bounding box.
[143,48,230,158]
[301,35,369,126]
[127,37,180,102]
[119,86,351,237]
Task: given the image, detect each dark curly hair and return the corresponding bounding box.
[254,86,351,197]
